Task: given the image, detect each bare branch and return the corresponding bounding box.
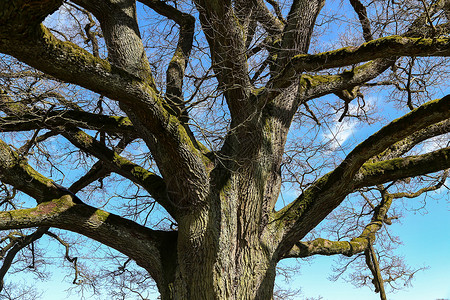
[60,129,176,218]
[0,138,69,204]
[72,0,153,81]
[373,119,450,162]
[139,0,196,114]
[0,227,49,292]
[69,136,133,193]
[283,188,394,259]
[45,231,80,284]
[349,0,373,42]
[283,169,447,266]
[0,110,136,135]
[253,0,285,35]
[265,0,286,25]
[193,0,253,123]
[0,197,177,288]
[365,243,387,300]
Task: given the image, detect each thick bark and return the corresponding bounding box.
[73,0,153,81]
[194,0,253,124]
[277,0,325,66]
[1,1,450,299]
[155,168,281,300]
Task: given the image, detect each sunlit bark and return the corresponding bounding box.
[0,0,449,299]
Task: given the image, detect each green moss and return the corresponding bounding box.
[0,99,25,115]
[112,153,149,180]
[290,35,450,77]
[39,24,112,73]
[360,158,406,176]
[169,48,186,66]
[28,195,73,217]
[111,153,169,196]
[93,209,110,222]
[164,113,212,167]
[273,172,332,225]
[298,74,341,91]
[219,177,233,199]
[51,195,74,211]
[251,87,266,97]
[74,130,94,148]
[110,116,133,127]
[20,163,52,186]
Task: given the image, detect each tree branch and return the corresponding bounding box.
[72,0,153,81]
[0,227,49,292]
[139,0,196,114]
[355,147,450,189]
[0,110,136,135]
[45,231,80,284]
[0,197,177,289]
[283,188,394,259]
[0,2,212,210]
[60,128,178,219]
[0,0,63,34]
[265,0,286,25]
[0,138,69,204]
[336,96,450,175]
[69,161,110,193]
[282,169,447,261]
[372,119,450,162]
[69,136,133,193]
[408,0,450,34]
[193,0,253,123]
[264,57,395,106]
[365,243,387,300]
[274,96,450,256]
[253,0,285,35]
[349,0,373,42]
[277,36,450,86]
[277,0,325,67]
[269,2,450,107]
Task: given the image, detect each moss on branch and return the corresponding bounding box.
[0,195,174,284]
[283,191,394,259]
[291,35,450,73]
[272,97,449,257]
[355,147,450,188]
[0,138,67,203]
[0,111,135,134]
[62,129,178,217]
[284,238,369,258]
[272,35,450,94]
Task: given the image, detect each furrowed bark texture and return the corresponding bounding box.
[1,1,450,300]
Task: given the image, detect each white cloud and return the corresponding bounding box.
[420,133,450,154]
[324,121,357,150]
[323,102,359,150]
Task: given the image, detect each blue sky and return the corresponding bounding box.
[2,1,450,300]
[10,194,448,300]
[286,196,450,300]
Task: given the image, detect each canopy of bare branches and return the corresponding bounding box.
[0,0,449,299]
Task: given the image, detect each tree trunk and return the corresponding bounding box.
[156,167,280,300]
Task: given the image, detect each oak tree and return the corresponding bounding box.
[0,0,449,299]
